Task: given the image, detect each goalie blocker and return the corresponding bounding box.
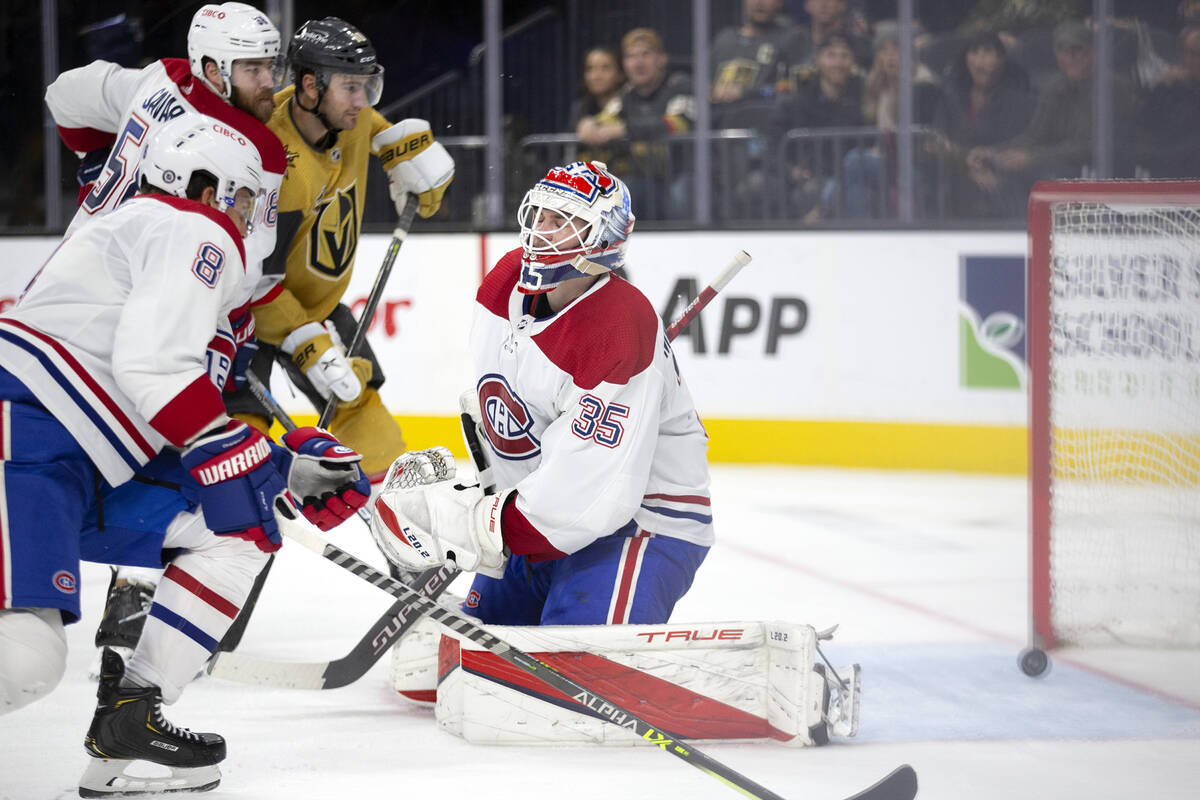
[392,618,859,747]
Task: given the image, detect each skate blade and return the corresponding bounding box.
[79,758,220,796]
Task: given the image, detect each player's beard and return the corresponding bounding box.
[232,85,275,123]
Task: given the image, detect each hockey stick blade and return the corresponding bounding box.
[844,765,917,800]
[274,500,917,800]
[208,563,458,690]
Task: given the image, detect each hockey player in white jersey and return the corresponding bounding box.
[0,115,366,795]
[46,1,287,269]
[371,161,713,625]
[45,1,293,663]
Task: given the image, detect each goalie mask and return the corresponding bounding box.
[188,3,284,101]
[141,114,265,230]
[517,161,635,294]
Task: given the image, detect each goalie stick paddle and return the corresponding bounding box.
[273,500,918,800]
[210,248,758,691]
[317,193,419,429]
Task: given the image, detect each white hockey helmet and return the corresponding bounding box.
[188,2,282,100]
[516,160,635,294]
[141,114,265,227]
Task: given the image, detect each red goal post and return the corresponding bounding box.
[1028,180,1200,652]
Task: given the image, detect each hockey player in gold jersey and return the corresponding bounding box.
[228,17,454,481]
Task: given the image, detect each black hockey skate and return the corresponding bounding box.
[79,648,224,797]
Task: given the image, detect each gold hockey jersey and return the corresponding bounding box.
[253,85,391,345]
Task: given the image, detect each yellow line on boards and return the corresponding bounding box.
[273,415,1029,475]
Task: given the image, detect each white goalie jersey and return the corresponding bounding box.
[0,196,247,483]
[44,57,285,278]
[471,248,715,556]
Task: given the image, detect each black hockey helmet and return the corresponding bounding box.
[288,17,383,105]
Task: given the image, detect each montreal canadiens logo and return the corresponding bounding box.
[477,374,540,461]
[53,570,77,594]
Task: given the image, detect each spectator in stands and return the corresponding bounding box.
[965,20,1135,214]
[711,0,801,129]
[1135,26,1200,178]
[931,30,1034,218]
[710,0,804,219]
[790,0,873,70]
[618,27,695,220]
[770,34,864,222]
[570,46,628,171]
[841,21,944,218]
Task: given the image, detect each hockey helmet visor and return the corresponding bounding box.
[288,17,384,106]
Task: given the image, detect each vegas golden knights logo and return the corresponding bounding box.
[308,184,359,278]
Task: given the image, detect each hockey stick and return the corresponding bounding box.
[246,370,373,524]
[666,249,752,340]
[209,250,757,689]
[246,372,297,433]
[207,563,456,689]
[273,500,917,800]
[209,370,441,686]
[317,194,419,429]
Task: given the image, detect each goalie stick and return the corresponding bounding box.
[666,249,752,340]
[273,499,918,800]
[209,250,756,690]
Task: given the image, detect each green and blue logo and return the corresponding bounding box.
[959,255,1026,390]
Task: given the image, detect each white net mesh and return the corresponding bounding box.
[1047,200,1200,646]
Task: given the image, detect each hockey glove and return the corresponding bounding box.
[369,449,510,579]
[226,338,259,393]
[277,427,370,531]
[281,322,371,404]
[372,120,455,219]
[181,421,287,553]
[77,148,108,187]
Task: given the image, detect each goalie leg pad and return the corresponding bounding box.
[428,620,858,747]
[389,590,467,703]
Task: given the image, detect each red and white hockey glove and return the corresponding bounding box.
[181,421,287,553]
[279,427,370,531]
[369,448,509,579]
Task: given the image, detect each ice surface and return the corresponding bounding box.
[2,466,1198,800]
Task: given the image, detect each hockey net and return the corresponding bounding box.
[1028,181,1200,650]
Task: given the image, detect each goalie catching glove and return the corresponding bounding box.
[369,448,510,579]
[372,120,455,219]
[281,322,372,404]
[277,427,370,531]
